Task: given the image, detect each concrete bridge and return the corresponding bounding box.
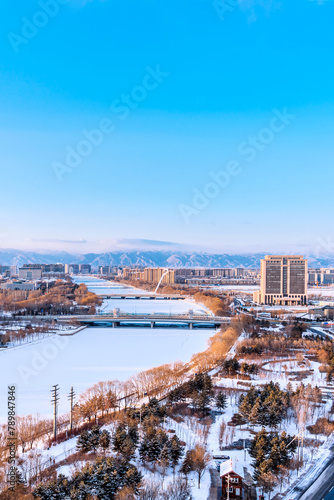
[56,313,230,329]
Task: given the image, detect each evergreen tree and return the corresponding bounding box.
[250,429,297,482]
[99,429,111,452]
[146,436,162,470]
[112,423,137,459]
[190,391,212,414]
[159,443,171,479]
[113,424,128,453]
[180,451,193,484]
[76,430,92,453]
[249,428,270,476]
[169,435,184,473]
[121,435,137,461]
[34,455,143,499]
[33,474,71,499]
[156,428,169,449]
[139,435,150,463]
[215,392,227,412]
[248,398,261,426]
[128,423,139,446]
[89,425,101,453]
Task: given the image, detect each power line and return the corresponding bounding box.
[51,384,60,439]
[68,387,75,431]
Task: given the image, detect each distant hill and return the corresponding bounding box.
[0,249,334,269]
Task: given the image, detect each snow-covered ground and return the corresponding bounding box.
[0,277,216,420]
[308,286,334,298]
[76,276,212,316]
[0,327,214,420]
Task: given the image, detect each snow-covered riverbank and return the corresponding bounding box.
[0,276,216,419]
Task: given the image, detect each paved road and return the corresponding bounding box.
[208,468,221,499]
[298,456,334,500]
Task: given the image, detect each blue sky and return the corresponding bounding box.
[0,0,333,254]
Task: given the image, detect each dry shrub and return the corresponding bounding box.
[307,417,334,436]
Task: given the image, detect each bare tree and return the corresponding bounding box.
[137,479,162,500]
[188,444,211,489]
[162,476,192,499]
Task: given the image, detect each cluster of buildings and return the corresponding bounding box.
[308,268,334,285]
[123,267,259,285]
[0,263,116,280]
[2,255,334,309]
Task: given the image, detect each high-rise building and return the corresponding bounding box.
[68,264,80,274]
[79,264,92,274]
[9,266,18,277]
[99,266,111,275]
[254,255,307,305]
[43,264,65,273]
[142,268,175,284]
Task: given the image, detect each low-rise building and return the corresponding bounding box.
[1,281,40,291]
[220,460,244,499]
[18,267,42,280]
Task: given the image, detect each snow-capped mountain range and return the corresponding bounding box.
[0,249,333,269]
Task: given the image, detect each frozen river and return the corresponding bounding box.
[0,277,214,419]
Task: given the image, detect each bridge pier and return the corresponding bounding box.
[151,321,155,328]
[189,323,193,329]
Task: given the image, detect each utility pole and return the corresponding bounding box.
[51,384,60,439]
[68,387,75,431]
[227,473,230,500]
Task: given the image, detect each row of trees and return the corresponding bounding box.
[0,280,102,317]
[0,323,55,346]
[33,457,142,499]
[318,341,334,381]
[189,314,260,372]
[237,332,322,358]
[239,381,324,433]
[168,373,227,414]
[222,358,259,376]
[76,426,111,454]
[74,361,188,425]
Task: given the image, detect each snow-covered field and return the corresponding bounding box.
[207,285,259,294]
[0,327,213,420]
[0,277,215,420]
[308,286,334,298]
[77,276,213,315]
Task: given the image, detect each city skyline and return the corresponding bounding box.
[1,0,334,253]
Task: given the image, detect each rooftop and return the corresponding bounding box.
[220,459,244,478]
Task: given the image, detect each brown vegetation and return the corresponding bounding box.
[0,280,102,317]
